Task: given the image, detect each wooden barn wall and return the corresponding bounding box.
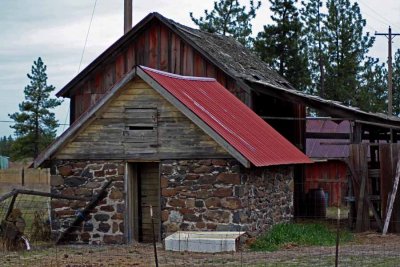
[57,77,230,160]
[305,160,348,206]
[70,21,245,123]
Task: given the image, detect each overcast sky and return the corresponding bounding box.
[0,0,400,137]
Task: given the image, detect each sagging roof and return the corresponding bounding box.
[34,66,311,168]
[56,12,292,98]
[306,120,350,159]
[56,12,400,130]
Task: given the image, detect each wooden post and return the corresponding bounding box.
[150,205,159,267]
[124,0,133,34]
[335,207,340,267]
[383,158,400,235]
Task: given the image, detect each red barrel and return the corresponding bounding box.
[306,188,327,218]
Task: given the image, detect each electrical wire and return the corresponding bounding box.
[61,0,98,132]
[77,0,98,74]
[358,0,400,30]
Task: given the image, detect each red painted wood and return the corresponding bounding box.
[126,44,135,71]
[116,54,125,81]
[68,21,252,122]
[193,52,205,77]
[148,23,158,68]
[160,25,169,71]
[305,160,347,206]
[183,43,194,76]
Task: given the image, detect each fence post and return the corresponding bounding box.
[335,207,340,267]
[150,204,159,267]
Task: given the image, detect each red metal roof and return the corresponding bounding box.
[141,66,311,167]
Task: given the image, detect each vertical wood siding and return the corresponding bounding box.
[70,21,245,122]
[305,161,348,207]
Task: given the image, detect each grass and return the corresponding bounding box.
[250,222,353,252]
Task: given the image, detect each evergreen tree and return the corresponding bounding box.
[254,0,311,92]
[9,57,62,160]
[0,135,14,157]
[323,0,374,106]
[393,49,400,115]
[300,0,326,96]
[190,0,261,47]
[357,57,387,113]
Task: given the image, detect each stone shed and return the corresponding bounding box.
[34,66,311,244]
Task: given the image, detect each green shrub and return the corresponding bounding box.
[250,223,353,251]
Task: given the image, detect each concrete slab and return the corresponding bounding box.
[165,231,244,253]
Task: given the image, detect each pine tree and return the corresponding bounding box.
[190,0,261,47]
[357,57,387,113]
[0,135,14,157]
[300,0,326,96]
[254,0,310,92]
[9,57,62,160]
[393,49,400,115]
[323,0,374,106]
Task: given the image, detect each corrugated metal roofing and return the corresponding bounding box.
[306,120,350,159]
[141,66,311,167]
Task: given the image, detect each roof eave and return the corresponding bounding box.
[34,68,138,168]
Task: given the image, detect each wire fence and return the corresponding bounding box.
[1,208,400,266]
[1,188,400,266]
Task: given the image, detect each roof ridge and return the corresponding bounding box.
[140,66,216,82]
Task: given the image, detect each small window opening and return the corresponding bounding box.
[127,126,154,131]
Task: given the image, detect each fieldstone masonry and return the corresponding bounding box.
[51,160,125,244]
[160,159,294,239]
[50,159,294,244]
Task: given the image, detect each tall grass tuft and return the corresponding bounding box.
[250,223,353,251]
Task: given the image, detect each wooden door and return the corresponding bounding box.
[137,162,160,242]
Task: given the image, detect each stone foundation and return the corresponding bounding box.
[50,159,294,244]
[51,160,125,244]
[160,159,294,238]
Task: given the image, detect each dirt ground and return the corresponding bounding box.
[1,232,400,266]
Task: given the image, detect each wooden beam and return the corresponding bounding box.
[383,157,400,235]
[306,132,350,139]
[347,159,383,231]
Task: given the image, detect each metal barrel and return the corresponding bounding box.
[307,188,327,219]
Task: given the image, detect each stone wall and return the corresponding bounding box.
[51,160,125,244]
[160,159,294,238]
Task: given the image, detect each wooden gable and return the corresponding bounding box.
[68,18,247,123]
[56,77,229,160]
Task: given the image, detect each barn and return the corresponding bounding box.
[33,10,400,243]
[34,64,310,243]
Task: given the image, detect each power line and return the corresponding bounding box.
[77,0,98,74]
[0,121,68,126]
[62,0,98,132]
[358,0,400,29]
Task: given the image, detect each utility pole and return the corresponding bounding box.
[124,0,133,34]
[376,27,400,143]
[375,27,400,117]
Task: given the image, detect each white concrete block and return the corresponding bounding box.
[165,231,244,253]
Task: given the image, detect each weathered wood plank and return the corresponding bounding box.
[57,77,229,160]
[383,156,400,235]
[160,24,169,71]
[148,23,158,68]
